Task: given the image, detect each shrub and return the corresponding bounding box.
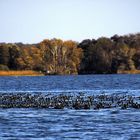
[0,64,9,71]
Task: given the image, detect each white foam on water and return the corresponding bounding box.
[0,89,140,96]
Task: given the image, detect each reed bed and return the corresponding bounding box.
[117,69,140,74]
[0,70,44,76]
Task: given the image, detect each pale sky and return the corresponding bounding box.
[0,0,140,43]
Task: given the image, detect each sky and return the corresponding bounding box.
[0,0,140,43]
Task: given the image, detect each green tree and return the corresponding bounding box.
[0,43,10,66]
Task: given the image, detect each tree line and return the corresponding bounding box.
[0,33,140,74]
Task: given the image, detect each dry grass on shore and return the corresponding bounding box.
[117,69,140,74]
[0,70,44,76]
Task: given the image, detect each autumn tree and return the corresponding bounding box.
[39,39,83,74]
[111,36,136,72]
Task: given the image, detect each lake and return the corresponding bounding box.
[0,74,140,139]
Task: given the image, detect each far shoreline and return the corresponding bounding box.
[0,70,140,76]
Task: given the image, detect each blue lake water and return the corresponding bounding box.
[0,74,140,139]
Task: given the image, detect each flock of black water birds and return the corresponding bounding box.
[0,93,140,110]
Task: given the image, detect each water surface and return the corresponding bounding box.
[0,74,140,139]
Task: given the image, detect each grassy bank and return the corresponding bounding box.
[0,70,140,76]
[0,70,44,76]
[117,70,140,74]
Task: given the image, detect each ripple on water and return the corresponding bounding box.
[0,75,140,139]
[0,107,140,139]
